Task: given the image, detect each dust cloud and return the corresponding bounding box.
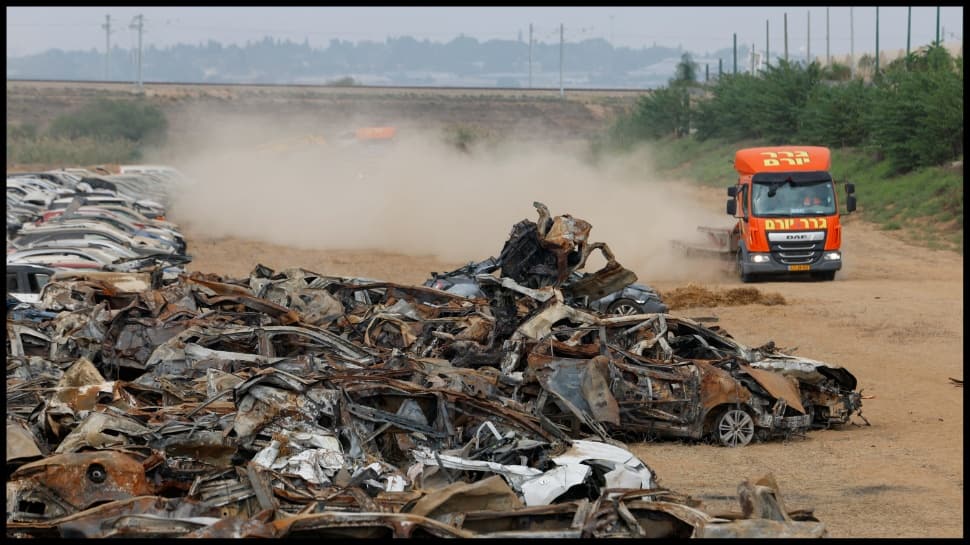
[158,112,734,283]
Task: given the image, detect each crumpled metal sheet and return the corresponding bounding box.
[54,411,153,454]
[8,451,153,521]
[409,474,523,518]
[6,420,44,463]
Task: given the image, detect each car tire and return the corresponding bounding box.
[714,408,755,447]
[607,298,642,316]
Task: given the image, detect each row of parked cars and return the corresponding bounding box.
[7,165,190,304]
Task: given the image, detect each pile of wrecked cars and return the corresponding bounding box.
[6,201,863,538]
[6,167,190,307]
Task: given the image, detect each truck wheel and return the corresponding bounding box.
[607,298,642,316]
[715,408,755,447]
[737,251,754,283]
[811,271,836,281]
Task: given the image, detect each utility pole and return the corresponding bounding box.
[784,12,789,62]
[826,7,830,66]
[528,23,533,88]
[705,63,709,82]
[102,14,111,81]
[805,11,812,66]
[718,57,722,78]
[609,15,614,86]
[751,43,756,73]
[130,14,144,90]
[875,6,880,77]
[850,7,855,77]
[906,7,911,57]
[559,23,564,98]
[936,6,940,45]
[733,33,737,74]
[766,19,770,67]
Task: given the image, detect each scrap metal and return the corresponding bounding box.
[5,202,865,538]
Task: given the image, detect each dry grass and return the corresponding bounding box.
[660,283,787,310]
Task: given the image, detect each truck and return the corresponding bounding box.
[676,146,857,282]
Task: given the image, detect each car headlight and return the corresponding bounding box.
[824,251,841,261]
[750,253,770,263]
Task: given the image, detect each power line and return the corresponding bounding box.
[8,23,101,27]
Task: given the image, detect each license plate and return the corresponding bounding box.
[788,264,811,271]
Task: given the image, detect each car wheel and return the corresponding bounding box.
[736,250,754,283]
[715,408,755,447]
[608,298,642,316]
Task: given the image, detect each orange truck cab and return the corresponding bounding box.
[726,146,856,282]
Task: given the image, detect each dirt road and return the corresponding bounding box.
[183,190,963,538]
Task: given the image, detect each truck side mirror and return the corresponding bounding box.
[726,199,737,216]
[846,194,857,213]
[727,186,737,197]
[845,182,856,194]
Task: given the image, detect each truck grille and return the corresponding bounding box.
[767,231,827,265]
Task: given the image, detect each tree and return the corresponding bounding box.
[820,62,852,81]
[866,46,963,172]
[673,52,699,85]
[857,54,875,80]
[800,80,870,148]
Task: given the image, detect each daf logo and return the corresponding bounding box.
[785,234,809,240]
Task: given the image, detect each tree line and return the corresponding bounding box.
[7,35,736,87]
[608,45,963,173]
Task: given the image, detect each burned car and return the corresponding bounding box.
[425,201,667,316]
[513,299,861,447]
[425,256,668,316]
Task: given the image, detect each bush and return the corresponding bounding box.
[6,135,140,165]
[606,46,962,174]
[694,73,764,141]
[442,124,495,153]
[326,76,357,86]
[800,80,870,148]
[611,86,691,145]
[47,98,168,143]
[7,123,38,139]
[692,60,821,143]
[866,47,963,172]
[821,62,852,81]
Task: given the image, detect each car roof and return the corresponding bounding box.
[6,263,56,275]
[51,214,138,228]
[53,195,127,202]
[27,237,134,250]
[22,223,132,236]
[8,246,117,262]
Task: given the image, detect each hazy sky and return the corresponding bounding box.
[6,6,963,58]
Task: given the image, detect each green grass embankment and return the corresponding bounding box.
[6,135,140,166]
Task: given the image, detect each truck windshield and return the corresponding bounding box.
[751,180,836,217]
